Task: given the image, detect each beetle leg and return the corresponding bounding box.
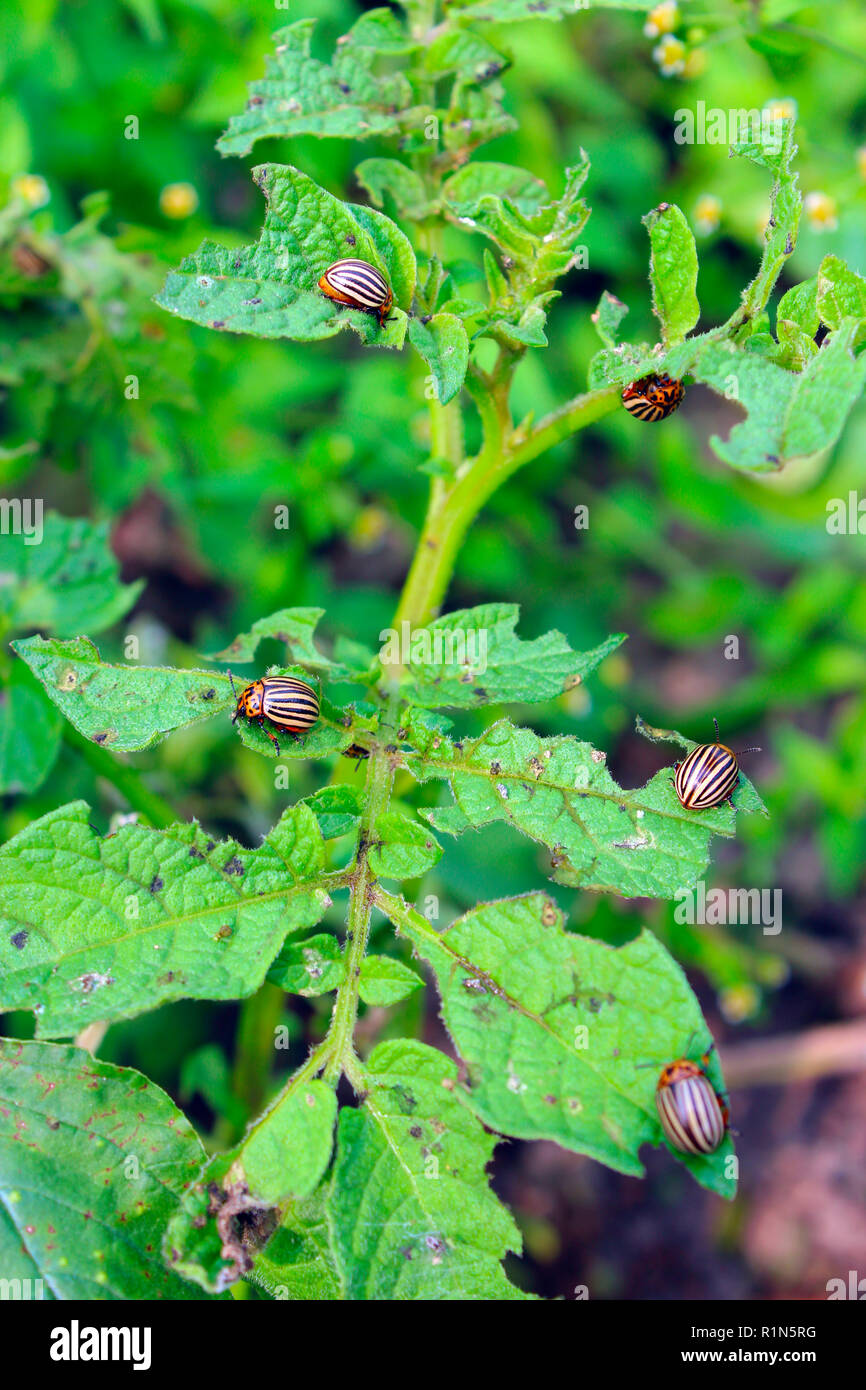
[257,716,280,755]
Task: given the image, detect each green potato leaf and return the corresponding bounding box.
[358,955,423,1005]
[0,1039,221,1299]
[267,933,344,996]
[407,313,470,405]
[0,800,331,1035]
[405,713,766,899]
[156,165,412,349]
[209,605,369,680]
[399,603,625,708]
[216,18,417,157]
[816,254,866,346]
[13,635,370,759]
[326,1040,529,1299]
[368,810,442,879]
[380,891,735,1198]
[591,290,629,348]
[164,1074,337,1294]
[355,159,434,222]
[780,319,866,463]
[248,1195,341,1301]
[643,203,700,347]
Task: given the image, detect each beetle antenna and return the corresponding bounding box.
[227,668,237,699]
[712,716,720,741]
[738,745,762,756]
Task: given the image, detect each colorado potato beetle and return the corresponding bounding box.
[673,718,760,811]
[228,672,319,754]
[654,1048,729,1156]
[621,372,685,422]
[318,259,393,329]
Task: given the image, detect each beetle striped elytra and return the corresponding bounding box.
[654,1048,729,1156]
[621,371,685,422]
[228,672,319,754]
[318,258,393,329]
[672,718,761,811]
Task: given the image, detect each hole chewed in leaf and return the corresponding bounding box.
[209,1178,280,1291]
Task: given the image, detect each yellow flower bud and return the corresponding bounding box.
[652,35,686,77]
[803,191,838,233]
[11,174,50,209]
[694,194,721,236]
[644,2,680,39]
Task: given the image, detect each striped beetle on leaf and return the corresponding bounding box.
[654,1044,730,1156]
[228,672,319,755]
[673,718,761,811]
[318,259,393,329]
[621,372,685,422]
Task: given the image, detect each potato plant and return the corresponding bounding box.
[1,0,865,1302]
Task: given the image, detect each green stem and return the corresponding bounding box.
[322,699,398,1085]
[62,723,178,828]
[373,885,444,953]
[393,384,619,628]
[276,362,618,1101]
[507,386,620,470]
[236,1031,337,1151]
[429,394,464,470]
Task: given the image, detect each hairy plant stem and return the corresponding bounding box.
[232,1029,337,1154]
[283,336,619,1098]
[321,696,398,1085]
[313,378,620,1089]
[393,382,619,628]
